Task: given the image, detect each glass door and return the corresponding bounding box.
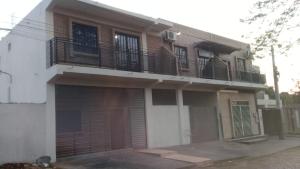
[231,101,253,138]
[114,32,141,71]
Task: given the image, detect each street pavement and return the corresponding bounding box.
[200,146,300,169]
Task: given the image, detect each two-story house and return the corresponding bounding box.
[0,0,267,163]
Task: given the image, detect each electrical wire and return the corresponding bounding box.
[2,15,214,42]
[1,14,247,48]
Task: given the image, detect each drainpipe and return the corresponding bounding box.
[0,70,12,103]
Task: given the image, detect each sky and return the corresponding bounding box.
[0,0,299,92]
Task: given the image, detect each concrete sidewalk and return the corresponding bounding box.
[166,136,300,161]
[57,137,300,169]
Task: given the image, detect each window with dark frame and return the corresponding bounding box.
[152,89,177,105]
[72,22,98,54]
[174,46,189,69]
[237,58,246,72]
[197,48,215,78]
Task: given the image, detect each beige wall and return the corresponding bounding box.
[53,9,143,47]
[52,8,255,80]
[219,91,260,139]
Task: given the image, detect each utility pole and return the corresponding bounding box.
[271,45,285,139]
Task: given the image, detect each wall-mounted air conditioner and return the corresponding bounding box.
[164,31,177,41]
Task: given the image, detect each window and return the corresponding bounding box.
[114,32,141,71]
[174,46,188,69]
[72,22,98,54]
[8,42,11,52]
[232,101,249,106]
[197,48,215,78]
[237,58,246,72]
[152,89,177,105]
[198,49,213,58]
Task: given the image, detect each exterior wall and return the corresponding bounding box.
[52,8,256,81]
[0,0,56,164]
[53,10,143,46]
[169,24,252,80]
[0,104,46,164]
[147,106,181,148]
[0,0,52,103]
[146,105,190,148]
[219,91,260,139]
[145,88,190,148]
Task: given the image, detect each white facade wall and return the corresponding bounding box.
[146,106,190,148]
[0,0,54,164]
[145,88,191,148]
[0,0,52,103]
[0,104,46,164]
[147,106,181,148]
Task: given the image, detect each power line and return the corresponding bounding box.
[0,28,12,31]
[5,15,214,42]
[1,14,247,49]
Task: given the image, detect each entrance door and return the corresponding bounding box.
[114,32,141,71]
[231,101,253,138]
[190,107,219,143]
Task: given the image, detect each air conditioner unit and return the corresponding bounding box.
[164,31,177,41]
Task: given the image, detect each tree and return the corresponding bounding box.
[265,86,276,99]
[241,0,300,58]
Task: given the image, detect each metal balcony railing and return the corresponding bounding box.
[236,71,266,84]
[48,37,143,72]
[47,37,266,84]
[196,58,230,81]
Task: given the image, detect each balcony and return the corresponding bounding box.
[236,71,266,84]
[47,37,266,84]
[47,37,179,75]
[196,58,230,81]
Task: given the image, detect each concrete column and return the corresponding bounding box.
[216,91,224,141]
[45,83,56,162]
[176,89,185,144]
[258,109,265,135]
[142,32,148,72]
[144,88,152,148]
[295,110,300,128]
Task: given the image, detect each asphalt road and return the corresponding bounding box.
[201,146,300,169]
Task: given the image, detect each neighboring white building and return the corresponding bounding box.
[256,91,277,109]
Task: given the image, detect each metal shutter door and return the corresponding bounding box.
[190,107,219,143]
[128,89,147,148]
[56,86,146,157]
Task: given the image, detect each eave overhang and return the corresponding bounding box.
[47,64,268,91]
[47,0,173,32]
[195,41,240,54]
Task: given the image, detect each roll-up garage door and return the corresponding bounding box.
[183,91,219,143]
[189,107,219,143]
[55,85,146,157]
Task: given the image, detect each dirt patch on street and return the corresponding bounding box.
[0,163,62,169]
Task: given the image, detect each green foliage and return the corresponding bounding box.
[280,92,300,105]
[241,0,300,58]
[265,87,276,99]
